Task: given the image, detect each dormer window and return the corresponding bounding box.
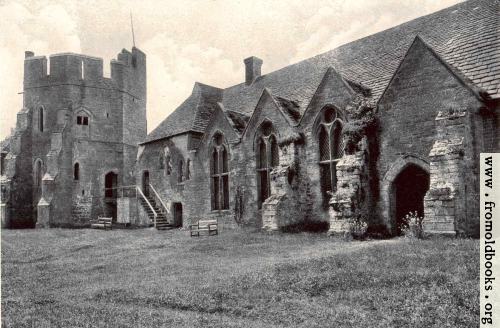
[77,116,89,125]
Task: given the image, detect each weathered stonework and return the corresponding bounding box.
[2,1,498,236]
[262,141,302,231]
[328,148,367,235]
[423,110,471,235]
[2,47,146,228]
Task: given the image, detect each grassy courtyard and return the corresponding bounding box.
[1,228,478,328]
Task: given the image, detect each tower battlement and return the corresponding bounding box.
[23,47,146,99]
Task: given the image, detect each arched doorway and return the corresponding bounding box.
[104,172,118,220]
[390,164,429,235]
[172,202,182,227]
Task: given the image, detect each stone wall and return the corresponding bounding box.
[424,110,474,235]
[4,47,146,228]
[262,141,303,231]
[328,139,369,235]
[377,37,483,232]
[0,107,34,228]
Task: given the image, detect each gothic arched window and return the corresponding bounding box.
[166,155,172,175]
[317,106,344,208]
[74,162,80,180]
[211,133,229,210]
[256,122,279,208]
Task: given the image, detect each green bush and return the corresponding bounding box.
[401,211,424,239]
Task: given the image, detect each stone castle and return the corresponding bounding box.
[1,0,498,236]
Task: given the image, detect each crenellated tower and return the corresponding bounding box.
[1,47,147,228]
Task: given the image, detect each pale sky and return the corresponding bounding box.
[0,0,463,140]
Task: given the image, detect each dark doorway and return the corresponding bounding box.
[172,202,182,227]
[104,172,118,220]
[142,171,150,197]
[391,164,429,235]
[105,172,117,198]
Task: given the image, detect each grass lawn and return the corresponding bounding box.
[1,228,478,328]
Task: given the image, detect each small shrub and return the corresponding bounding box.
[348,215,368,239]
[401,211,424,239]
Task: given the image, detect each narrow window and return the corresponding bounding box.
[186,159,191,180]
[81,61,84,79]
[211,133,229,210]
[166,155,172,175]
[317,106,344,209]
[270,135,279,168]
[178,160,184,183]
[255,123,279,208]
[159,152,165,169]
[0,152,6,175]
[257,138,269,207]
[74,163,80,180]
[38,107,44,132]
[34,159,43,200]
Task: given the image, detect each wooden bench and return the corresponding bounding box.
[189,219,218,237]
[90,217,113,230]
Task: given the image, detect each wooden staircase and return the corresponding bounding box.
[139,194,174,230]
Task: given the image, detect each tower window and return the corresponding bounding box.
[211,133,229,210]
[74,163,80,180]
[38,107,44,132]
[77,116,89,125]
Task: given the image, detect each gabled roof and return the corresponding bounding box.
[143,82,223,143]
[378,35,489,105]
[144,0,498,144]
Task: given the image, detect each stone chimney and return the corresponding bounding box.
[244,56,263,85]
[25,51,34,59]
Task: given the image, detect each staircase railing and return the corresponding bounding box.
[136,186,157,228]
[149,183,170,216]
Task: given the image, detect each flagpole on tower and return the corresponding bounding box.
[130,12,136,47]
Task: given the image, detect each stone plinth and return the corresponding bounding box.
[117,197,137,224]
[36,197,51,228]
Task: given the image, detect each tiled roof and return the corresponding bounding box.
[225,109,250,134]
[145,0,498,144]
[222,0,498,117]
[143,83,222,143]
